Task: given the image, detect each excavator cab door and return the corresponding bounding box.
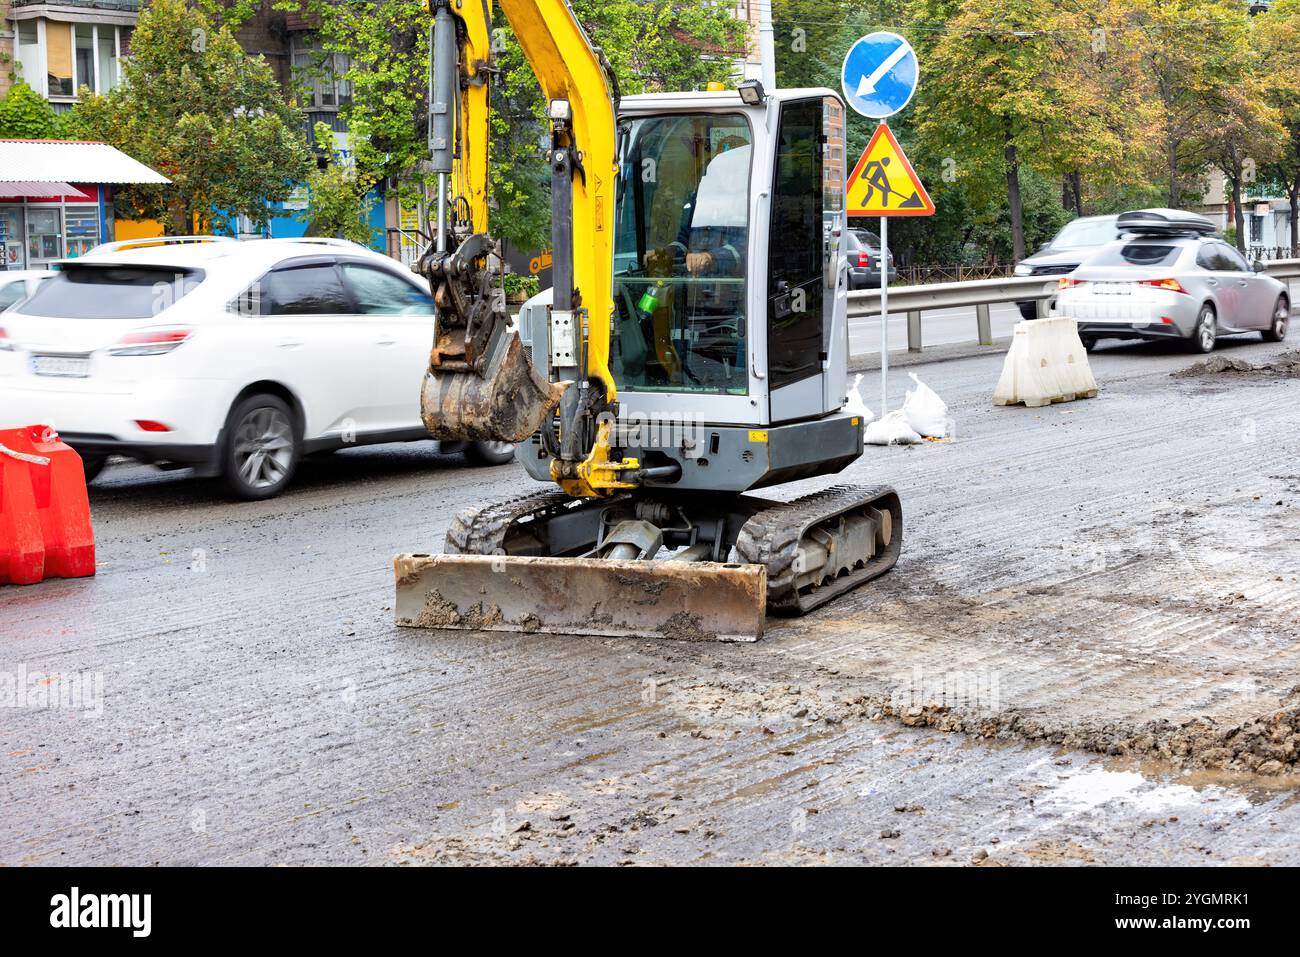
[765,95,849,425]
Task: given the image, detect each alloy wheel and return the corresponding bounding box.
[233,407,294,490]
[1198,309,1216,352]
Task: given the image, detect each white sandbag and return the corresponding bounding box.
[843,373,876,427]
[902,372,949,438]
[863,409,923,446]
[993,316,1098,409]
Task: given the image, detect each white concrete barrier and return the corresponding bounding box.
[992,316,1098,409]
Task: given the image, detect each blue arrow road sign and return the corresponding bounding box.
[841,31,918,119]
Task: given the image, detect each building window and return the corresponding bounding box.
[292,36,352,110]
[75,25,96,93]
[1249,214,1264,244]
[0,208,25,270]
[0,203,102,269]
[16,21,41,88]
[27,208,63,261]
[98,26,120,91]
[65,207,101,258]
[12,18,130,100]
[48,21,74,96]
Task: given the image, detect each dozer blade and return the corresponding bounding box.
[421,330,567,443]
[394,554,767,642]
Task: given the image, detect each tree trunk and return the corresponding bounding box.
[1290,174,1299,259]
[1166,135,1180,209]
[1062,171,1083,217]
[167,200,189,237]
[1231,162,1246,255]
[1005,128,1025,262]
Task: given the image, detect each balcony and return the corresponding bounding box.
[11,0,139,10]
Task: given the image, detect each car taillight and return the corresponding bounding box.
[857,251,871,268]
[0,326,12,351]
[134,420,172,433]
[1139,278,1187,294]
[108,327,193,357]
[1058,277,1086,289]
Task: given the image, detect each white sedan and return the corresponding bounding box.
[0,237,514,499]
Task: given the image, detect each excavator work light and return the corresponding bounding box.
[737,80,764,105]
[548,98,572,122]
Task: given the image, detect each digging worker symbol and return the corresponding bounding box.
[862,155,893,207]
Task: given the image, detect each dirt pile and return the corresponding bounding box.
[1174,349,1300,379]
[670,678,1300,776]
[870,691,1300,775]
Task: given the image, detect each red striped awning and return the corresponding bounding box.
[0,181,81,199]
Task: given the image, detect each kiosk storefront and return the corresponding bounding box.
[0,140,169,269]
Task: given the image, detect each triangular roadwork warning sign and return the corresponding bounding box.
[846,122,934,217]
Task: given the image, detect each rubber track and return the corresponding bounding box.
[444,489,575,555]
[730,484,899,612]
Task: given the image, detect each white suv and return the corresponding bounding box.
[0,237,514,499]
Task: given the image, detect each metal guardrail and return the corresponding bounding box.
[896,263,1016,285]
[846,259,1300,352]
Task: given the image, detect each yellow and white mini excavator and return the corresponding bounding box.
[395,0,901,641]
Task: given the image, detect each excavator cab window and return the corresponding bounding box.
[612,112,751,396]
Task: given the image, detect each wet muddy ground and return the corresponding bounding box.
[3,335,1299,864]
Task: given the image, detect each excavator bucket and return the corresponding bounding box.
[421,330,566,444]
[394,554,767,642]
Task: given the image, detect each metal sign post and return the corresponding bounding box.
[879,198,888,413]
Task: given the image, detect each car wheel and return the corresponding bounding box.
[1190,304,1217,354]
[1017,302,1037,322]
[465,440,516,466]
[1081,337,1097,353]
[221,394,299,500]
[1263,296,1289,342]
[81,454,108,484]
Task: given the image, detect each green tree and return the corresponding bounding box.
[1128,0,1261,209]
[64,0,311,234]
[299,121,380,243]
[1042,0,1161,217]
[0,81,63,139]
[911,0,1139,262]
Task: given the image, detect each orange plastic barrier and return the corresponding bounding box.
[0,425,96,585]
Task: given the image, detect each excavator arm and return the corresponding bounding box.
[419,0,636,497]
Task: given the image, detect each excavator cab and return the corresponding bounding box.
[396,1,901,641]
[517,89,863,494]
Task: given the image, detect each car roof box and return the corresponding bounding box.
[1117,208,1215,236]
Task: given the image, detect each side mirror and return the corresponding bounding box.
[1252,260,1266,273]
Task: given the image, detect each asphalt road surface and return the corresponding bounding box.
[3,334,1299,865]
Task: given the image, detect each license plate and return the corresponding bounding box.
[31,354,90,378]
[1094,282,1133,296]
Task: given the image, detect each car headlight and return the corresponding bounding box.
[1013,263,1033,277]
